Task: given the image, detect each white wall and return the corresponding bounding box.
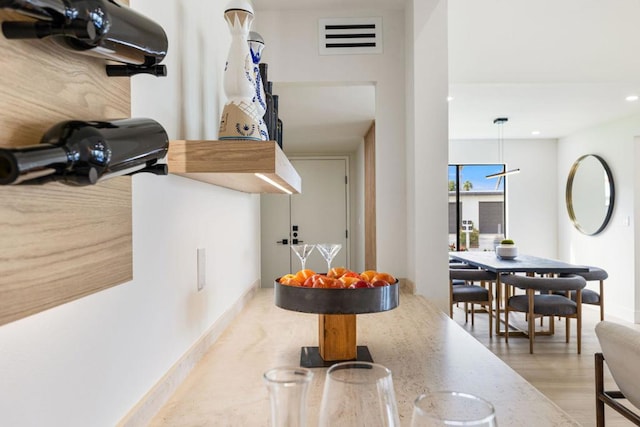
[0,1,261,426]
[558,114,640,322]
[253,7,407,277]
[450,138,558,258]
[406,0,449,308]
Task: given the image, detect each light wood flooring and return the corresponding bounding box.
[451,303,639,426]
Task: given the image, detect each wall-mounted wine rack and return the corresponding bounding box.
[0,4,134,327]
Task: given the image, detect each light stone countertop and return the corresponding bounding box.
[150,289,580,426]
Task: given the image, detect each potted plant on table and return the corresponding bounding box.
[496,239,518,260]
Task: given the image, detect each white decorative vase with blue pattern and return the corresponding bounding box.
[218,0,262,141]
[248,31,269,141]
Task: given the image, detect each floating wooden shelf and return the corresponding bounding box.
[167,140,301,194]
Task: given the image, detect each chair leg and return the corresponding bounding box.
[528,290,535,354]
[566,317,570,343]
[577,290,582,354]
[464,302,469,323]
[600,280,605,321]
[449,279,454,319]
[595,353,605,427]
[471,303,475,326]
[505,299,510,343]
[488,284,493,339]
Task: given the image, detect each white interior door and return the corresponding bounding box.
[260,193,291,287]
[260,158,349,287]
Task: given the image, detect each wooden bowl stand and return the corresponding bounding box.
[300,314,373,368]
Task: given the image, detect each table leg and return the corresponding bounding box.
[300,314,374,368]
[319,314,357,361]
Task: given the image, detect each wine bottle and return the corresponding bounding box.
[264,81,276,142]
[0,118,169,186]
[0,0,168,76]
[276,118,283,149]
[272,93,280,145]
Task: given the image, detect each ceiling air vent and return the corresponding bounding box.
[318,17,383,55]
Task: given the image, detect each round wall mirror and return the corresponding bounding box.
[566,154,615,235]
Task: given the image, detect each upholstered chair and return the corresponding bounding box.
[449,268,497,338]
[595,321,640,426]
[501,273,586,353]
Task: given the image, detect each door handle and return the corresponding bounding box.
[276,239,288,245]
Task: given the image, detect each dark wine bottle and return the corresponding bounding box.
[0,0,168,76]
[272,93,280,145]
[264,80,276,142]
[0,117,169,186]
[276,118,283,149]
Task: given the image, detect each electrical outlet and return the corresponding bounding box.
[197,248,206,291]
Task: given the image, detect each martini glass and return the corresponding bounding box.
[316,243,342,273]
[291,244,315,270]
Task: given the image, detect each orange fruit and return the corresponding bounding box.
[279,274,292,282]
[360,270,378,282]
[325,277,346,288]
[328,267,348,279]
[339,276,361,287]
[303,274,322,287]
[279,274,302,287]
[342,271,360,279]
[295,269,316,283]
[372,272,395,284]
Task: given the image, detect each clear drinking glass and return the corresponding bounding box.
[263,366,314,427]
[290,244,315,270]
[319,361,400,427]
[410,391,497,427]
[316,243,342,273]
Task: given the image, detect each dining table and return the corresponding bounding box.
[448,251,589,335]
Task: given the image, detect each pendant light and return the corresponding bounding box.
[486,117,520,179]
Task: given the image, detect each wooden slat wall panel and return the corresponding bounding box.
[364,122,376,270]
[0,5,133,326]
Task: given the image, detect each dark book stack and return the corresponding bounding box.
[259,63,283,149]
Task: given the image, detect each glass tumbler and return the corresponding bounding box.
[319,361,400,427]
[263,366,314,427]
[410,391,497,426]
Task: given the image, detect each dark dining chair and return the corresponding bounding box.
[449,268,497,338]
[595,321,640,426]
[572,266,607,321]
[556,266,608,321]
[501,273,586,353]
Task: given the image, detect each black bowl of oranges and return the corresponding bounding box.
[274,268,399,314]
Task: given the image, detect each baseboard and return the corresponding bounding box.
[117,280,260,427]
[399,277,415,294]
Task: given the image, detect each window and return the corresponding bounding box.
[449,164,506,251]
[448,202,458,234]
[479,201,504,234]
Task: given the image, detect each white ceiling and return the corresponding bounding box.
[273,83,375,154]
[252,0,404,11]
[253,0,640,150]
[448,0,640,139]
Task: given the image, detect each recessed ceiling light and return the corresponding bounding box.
[531,131,541,135]
[447,96,454,102]
[625,95,639,102]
